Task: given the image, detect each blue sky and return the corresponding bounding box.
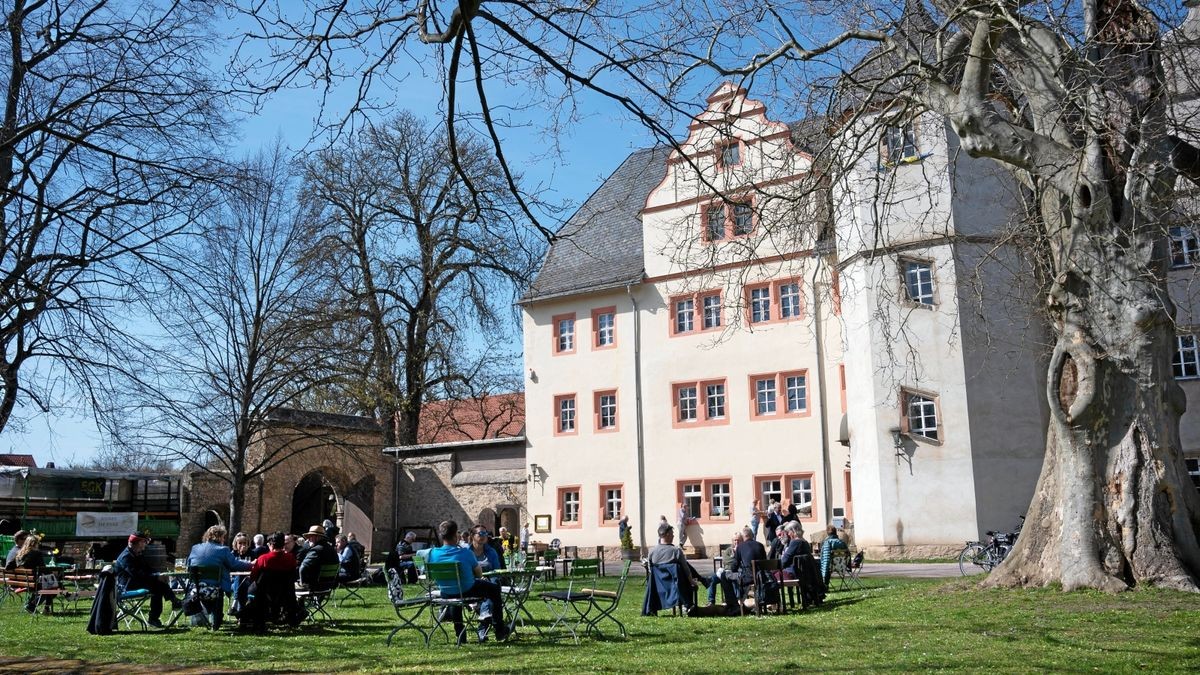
[3,21,676,467]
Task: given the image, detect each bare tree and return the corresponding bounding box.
[106,145,334,534]
[233,1,1200,590]
[300,112,540,446]
[0,0,226,434]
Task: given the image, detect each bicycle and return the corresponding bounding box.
[958,516,1023,576]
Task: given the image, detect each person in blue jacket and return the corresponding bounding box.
[186,525,252,629]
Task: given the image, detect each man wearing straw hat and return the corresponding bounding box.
[297,524,338,587]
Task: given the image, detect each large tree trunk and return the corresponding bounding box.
[228,473,246,537]
[985,176,1200,592]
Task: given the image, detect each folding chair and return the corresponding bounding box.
[538,558,599,643]
[336,573,368,607]
[500,568,542,638]
[846,551,865,589]
[114,575,151,632]
[295,563,339,625]
[384,567,432,646]
[425,561,479,646]
[580,560,631,639]
[188,565,224,630]
[828,549,855,591]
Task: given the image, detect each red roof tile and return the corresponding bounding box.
[0,454,37,468]
[417,393,525,445]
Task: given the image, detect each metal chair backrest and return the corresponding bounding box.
[189,565,222,588]
[568,558,600,580]
[425,561,468,595]
[543,549,558,564]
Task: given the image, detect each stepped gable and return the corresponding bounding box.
[523,145,670,302]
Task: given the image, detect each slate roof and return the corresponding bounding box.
[522,145,670,303]
[835,0,940,114]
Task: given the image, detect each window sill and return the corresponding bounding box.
[877,153,930,171]
[901,300,937,310]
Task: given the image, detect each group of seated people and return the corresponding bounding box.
[100,521,357,632]
[385,520,514,644]
[645,520,850,616]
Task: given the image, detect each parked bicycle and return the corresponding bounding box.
[958,516,1024,576]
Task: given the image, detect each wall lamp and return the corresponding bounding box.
[529,462,543,485]
[889,426,906,457]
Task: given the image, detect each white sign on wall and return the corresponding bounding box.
[76,511,139,538]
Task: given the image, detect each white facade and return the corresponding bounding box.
[521,78,1200,556]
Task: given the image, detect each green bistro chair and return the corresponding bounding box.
[538,557,600,643]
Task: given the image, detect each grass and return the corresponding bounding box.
[1,574,1199,673]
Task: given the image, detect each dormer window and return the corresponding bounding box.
[883,122,919,165]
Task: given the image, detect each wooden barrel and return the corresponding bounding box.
[143,542,169,572]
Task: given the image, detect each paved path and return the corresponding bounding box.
[859,562,967,578]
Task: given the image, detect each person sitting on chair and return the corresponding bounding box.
[819,526,849,584]
[647,522,713,611]
[12,534,47,614]
[335,534,361,581]
[709,532,743,606]
[297,525,339,588]
[187,525,252,629]
[427,520,509,643]
[113,533,180,628]
[385,531,419,584]
[721,526,767,614]
[4,529,28,568]
[249,533,269,560]
[244,531,303,630]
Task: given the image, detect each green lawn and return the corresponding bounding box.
[1,575,1198,672]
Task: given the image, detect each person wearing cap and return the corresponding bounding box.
[428,520,509,643]
[298,524,338,587]
[112,533,179,628]
[4,529,28,568]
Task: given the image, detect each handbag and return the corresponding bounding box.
[37,573,59,590]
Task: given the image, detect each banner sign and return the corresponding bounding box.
[76,511,139,538]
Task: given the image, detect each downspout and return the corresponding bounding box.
[626,283,648,552]
[813,281,834,523]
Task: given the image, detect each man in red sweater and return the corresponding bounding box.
[242,531,302,630]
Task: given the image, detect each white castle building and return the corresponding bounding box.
[518,7,1200,557]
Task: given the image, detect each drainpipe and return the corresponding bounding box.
[813,281,834,523]
[626,283,648,552]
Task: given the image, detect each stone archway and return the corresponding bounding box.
[291,471,340,535]
[498,506,520,534]
[477,507,498,532]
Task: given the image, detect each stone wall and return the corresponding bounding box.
[395,451,527,539]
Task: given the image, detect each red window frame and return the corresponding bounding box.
[552,312,577,355]
[553,393,578,436]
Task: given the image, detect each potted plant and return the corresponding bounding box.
[619,515,637,559]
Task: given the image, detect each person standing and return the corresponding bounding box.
[519,523,530,552]
[676,503,690,548]
[764,501,784,548]
[749,500,762,542]
[113,533,180,628]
